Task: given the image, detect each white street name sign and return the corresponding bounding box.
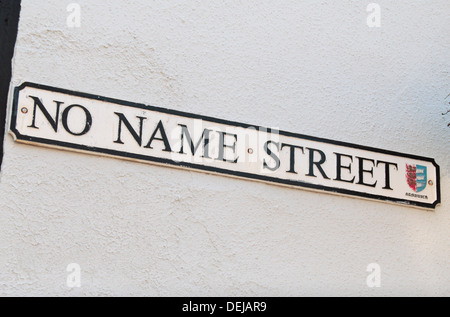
[10,83,441,209]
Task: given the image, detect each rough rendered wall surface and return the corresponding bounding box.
[0,0,449,296]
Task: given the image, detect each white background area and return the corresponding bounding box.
[0,0,449,296]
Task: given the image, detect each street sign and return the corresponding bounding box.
[10,82,440,209]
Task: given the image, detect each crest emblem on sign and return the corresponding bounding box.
[406,164,427,192]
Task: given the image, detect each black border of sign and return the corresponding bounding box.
[10,82,441,209]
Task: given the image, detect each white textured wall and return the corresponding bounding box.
[0,0,449,296]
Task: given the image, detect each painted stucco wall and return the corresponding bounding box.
[0,0,448,296]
